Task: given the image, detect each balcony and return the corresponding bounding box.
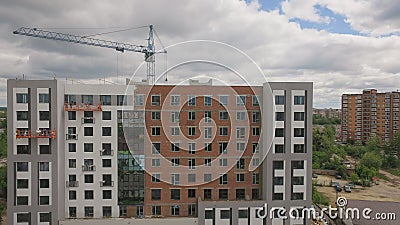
[82,165,96,172]
[100,181,114,187]
[64,103,102,111]
[100,149,114,156]
[66,181,79,187]
[66,134,78,140]
[16,129,56,139]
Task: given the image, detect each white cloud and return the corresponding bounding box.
[281,0,331,24]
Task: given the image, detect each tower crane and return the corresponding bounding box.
[13,25,167,84]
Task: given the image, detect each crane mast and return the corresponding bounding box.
[13,25,166,84]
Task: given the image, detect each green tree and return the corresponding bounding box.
[349,172,359,184]
[360,152,383,169]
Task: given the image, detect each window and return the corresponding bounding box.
[85,207,94,218]
[39,196,49,205]
[252,188,260,200]
[204,189,212,200]
[171,205,180,216]
[39,162,49,171]
[236,127,245,139]
[64,94,76,104]
[294,96,305,105]
[188,95,196,106]
[219,158,228,167]
[68,159,76,168]
[275,128,284,137]
[204,111,212,123]
[102,111,111,120]
[294,112,305,121]
[152,143,161,154]
[151,111,161,120]
[251,127,260,137]
[236,95,246,106]
[17,179,29,189]
[16,93,29,103]
[151,127,161,136]
[219,174,228,184]
[236,189,245,200]
[204,158,211,167]
[171,189,180,200]
[292,176,304,185]
[82,95,94,104]
[188,158,196,169]
[236,142,245,152]
[171,127,180,135]
[16,196,28,205]
[68,143,76,152]
[204,95,212,106]
[291,193,304,200]
[117,95,127,106]
[39,212,51,222]
[171,174,180,185]
[276,112,285,121]
[273,177,284,185]
[204,127,212,139]
[219,127,228,136]
[187,189,196,198]
[236,111,246,120]
[252,173,260,184]
[151,158,160,167]
[220,209,230,219]
[204,143,212,152]
[69,207,77,218]
[103,190,112,199]
[102,127,112,136]
[152,189,161,200]
[102,159,112,167]
[219,142,227,154]
[171,112,180,122]
[84,143,93,152]
[133,95,144,106]
[16,162,28,172]
[275,144,285,153]
[294,128,305,137]
[239,209,248,219]
[69,190,76,200]
[17,213,30,222]
[171,158,180,167]
[84,174,94,183]
[236,158,245,169]
[171,95,180,106]
[152,173,160,183]
[204,174,212,182]
[188,174,196,183]
[273,161,284,170]
[84,127,93,136]
[236,173,245,182]
[100,95,111,105]
[294,144,305,153]
[275,95,285,105]
[252,112,260,123]
[17,145,30,154]
[188,204,196,216]
[252,143,259,153]
[16,111,28,120]
[38,93,49,103]
[219,111,228,120]
[291,160,304,169]
[40,111,50,121]
[152,206,161,215]
[219,189,228,200]
[168,143,179,153]
[188,111,196,120]
[68,111,76,120]
[252,158,260,167]
[189,143,196,154]
[188,127,196,136]
[85,190,94,199]
[151,95,161,106]
[252,95,259,106]
[103,206,112,218]
[219,95,228,106]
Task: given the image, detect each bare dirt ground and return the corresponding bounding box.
[314,174,400,206]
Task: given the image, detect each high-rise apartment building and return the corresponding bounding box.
[341,89,400,143]
[7,79,312,225]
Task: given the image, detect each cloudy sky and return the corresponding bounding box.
[1,0,400,108]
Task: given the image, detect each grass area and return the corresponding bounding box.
[385,168,400,176]
[376,173,390,181]
[312,183,330,206]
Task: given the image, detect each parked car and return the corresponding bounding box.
[344,185,351,193]
[312,173,318,178]
[346,182,355,188]
[335,174,342,179]
[335,184,342,192]
[331,181,340,187]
